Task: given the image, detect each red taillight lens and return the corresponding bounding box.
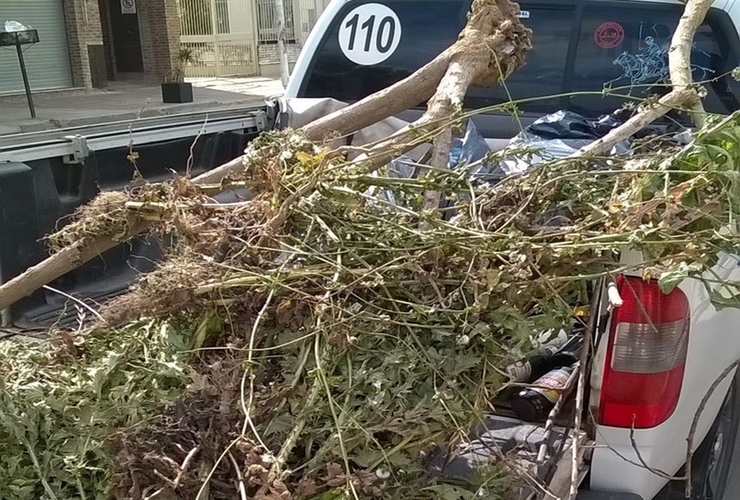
[598,276,690,429]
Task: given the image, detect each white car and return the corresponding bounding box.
[284,0,740,498]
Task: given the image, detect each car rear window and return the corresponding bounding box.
[464,5,576,113]
[299,0,471,102]
[568,5,740,116]
[299,0,740,117]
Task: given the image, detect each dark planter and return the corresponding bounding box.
[161,82,193,103]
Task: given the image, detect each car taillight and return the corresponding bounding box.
[598,276,690,429]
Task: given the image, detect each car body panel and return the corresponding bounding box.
[589,254,740,499]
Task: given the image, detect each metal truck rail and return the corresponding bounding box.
[0,106,267,164]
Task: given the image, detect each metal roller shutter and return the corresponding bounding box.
[0,0,74,94]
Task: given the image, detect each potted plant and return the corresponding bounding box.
[161,48,195,103]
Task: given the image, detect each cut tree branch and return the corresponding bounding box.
[569,0,713,158]
[571,87,696,158]
[422,59,479,218]
[300,57,450,142]
[669,0,714,128]
[200,0,532,185]
[0,221,150,314]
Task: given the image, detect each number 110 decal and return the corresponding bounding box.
[338,4,402,65]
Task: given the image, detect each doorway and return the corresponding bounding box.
[108,0,144,72]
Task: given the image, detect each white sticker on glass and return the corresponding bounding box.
[338,4,402,66]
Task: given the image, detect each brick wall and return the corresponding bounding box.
[63,0,180,86]
[137,0,182,82]
[258,43,303,65]
[62,0,104,88]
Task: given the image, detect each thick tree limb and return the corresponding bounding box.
[192,156,244,185]
[572,87,696,158]
[669,0,714,128]
[301,57,451,142]
[0,0,713,316]
[422,60,479,215]
[0,222,150,314]
[304,0,528,144]
[356,0,531,175]
[196,0,530,185]
[0,0,530,314]
[571,0,713,158]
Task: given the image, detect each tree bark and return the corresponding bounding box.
[192,156,244,185]
[421,60,479,217]
[0,222,150,315]
[301,57,451,142]
[572,88,696,158]
[196,0,531,185]
[350,0,532,175]
[669,0,713,128]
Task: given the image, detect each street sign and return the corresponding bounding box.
[0,29,38,46]
[1,21,39,118]
[121,0,136,14]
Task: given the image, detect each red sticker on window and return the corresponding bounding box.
[594,22,625,49]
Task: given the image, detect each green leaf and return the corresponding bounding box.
[350,447,383,468]
[707,287,740,310]
[658,262,699,293]
[451,353,481,375]
[192,312,222,350]
[424,484,476,500]
[263,413,294,436]
[317,489,348,500]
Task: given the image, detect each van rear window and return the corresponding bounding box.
[464,5,575,113]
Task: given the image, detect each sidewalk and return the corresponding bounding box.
[0,77,283,136]
[187,76,285,96]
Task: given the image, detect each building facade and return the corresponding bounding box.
[0,0,181,95]
[179,0,330,78]
[0,0,332,95]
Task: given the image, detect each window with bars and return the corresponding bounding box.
[256,0,297,43]
[215,0,230,34]
[179,0,230,36]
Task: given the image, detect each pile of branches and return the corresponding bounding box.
[3,114,740,500]
[1,0,739,498]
